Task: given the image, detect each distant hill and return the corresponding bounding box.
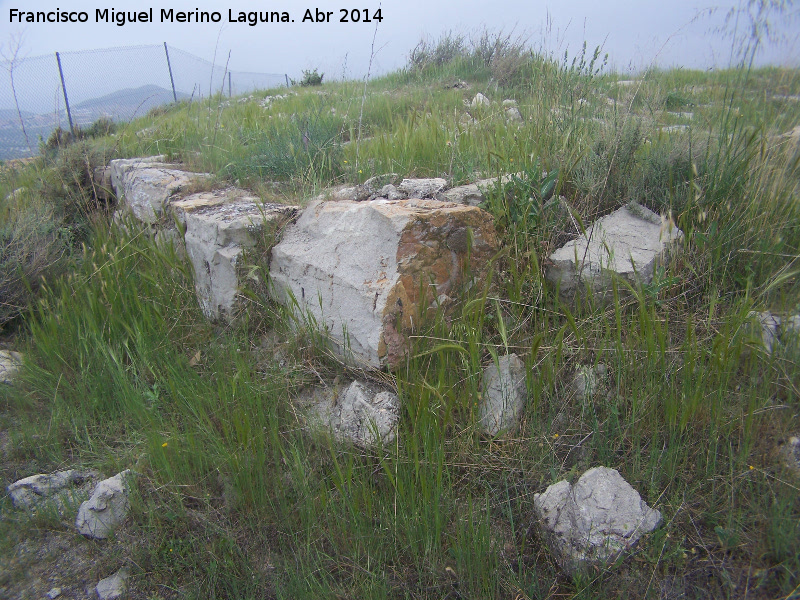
[0,108,36,121]
[72,84,190,122]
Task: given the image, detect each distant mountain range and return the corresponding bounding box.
[72,84,190,120]
[0,85,190,160]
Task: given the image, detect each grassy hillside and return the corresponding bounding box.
[0,32,799,599]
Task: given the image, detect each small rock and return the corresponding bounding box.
[534,466,662,573]
[659,125,690,134]
[0,350,22,384]
[572,364,607,402]
[782,314,800,348]
[397,178,447,199]
[478,354,527,436]
[470,93,490,107]
[304,381,400,447]
[4,187,26,202]
[505,107,523,124]
[748,311,781,354]
[75,471,132,539]
[93,167,114,201]
[332,185,371,202]
[502,99,518,107]
[546,203,683,298]
[781,125,800,142]
[96,568,129,600]
[440,182,486,206]
[46,587,62,599]
[441,173,524,206]
[379,184,406,200]
[363,173,399,194]
[8,469,97,511]
[779,436,800,475]
[459,113,477,127]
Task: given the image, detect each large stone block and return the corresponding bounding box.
[109,156,208,223]
[547,204,683,296]
[270,199,498,368]
[108,157,298,321]
[171,190,297,320]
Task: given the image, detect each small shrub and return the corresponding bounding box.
[408,31,467,70]
[40,118,117,154]
[40,127,73,153]
[299,69,324,87]
[36,140,114,241]
[664,91,693,110]
[0,206,67,326]
[82,117,117,139]
[573,119,643,208]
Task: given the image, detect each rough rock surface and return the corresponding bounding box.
[109,156,208,223]
[96,568,129,600]
[93,167,114,201]
[547,204,683,296]
[270,199,498,367]
[478,354,527,436]
[8,470,98,511]
[75,471,132,539]
[534,466,662,573]
[109,158,298,321]
[572,364,608,402]
[747,311,800,354]
[302,380,400,446]
[171,190,297,319]
[0,350,22,384]
[748,311,781,354]
[441,173,522,207]
[779,436,800,476]
[380,184,405,200]
[397,178,447,199]
[470,93,490,107]
[505,107,524,124]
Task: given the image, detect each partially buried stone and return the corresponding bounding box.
[0,350,22,384]
[96,568,129,600]
[304,380,400,447]
[533,466,662,573]
[75,470,132,539]
[478,354,527,436]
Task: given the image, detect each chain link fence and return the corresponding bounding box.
[0,44,287,160]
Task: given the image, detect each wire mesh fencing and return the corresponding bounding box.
[0,43,287,160]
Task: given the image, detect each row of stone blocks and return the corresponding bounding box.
[104,156,683,369]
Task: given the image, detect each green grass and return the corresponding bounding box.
[1,29,799,600]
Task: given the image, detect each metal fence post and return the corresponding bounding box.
[164,42,177,102]
[55,52,75,137]
[228,72,232,97]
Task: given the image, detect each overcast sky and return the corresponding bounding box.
[0,0,797,80]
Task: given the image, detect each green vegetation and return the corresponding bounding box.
[1,28,799,599]
[298,68,325,87]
